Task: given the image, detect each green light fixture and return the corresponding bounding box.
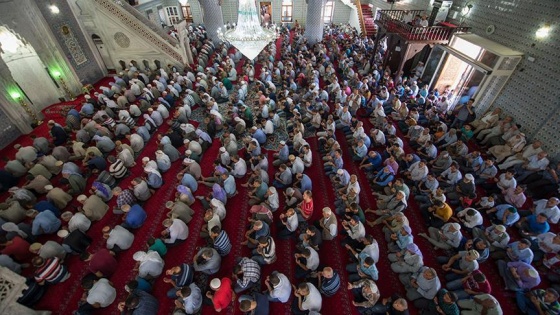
[10,91,21,100]
[51,70,62,78]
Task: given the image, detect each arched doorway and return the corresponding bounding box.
[0,26,58,114]
[91,34,115,70]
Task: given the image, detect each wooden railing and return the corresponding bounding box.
[377,9,425,22]
[355,0,367,36]
[375,10,470,42]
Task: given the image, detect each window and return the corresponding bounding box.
[181,4,193,23]
[165,6,181,25]
[322,1,335,24]
[281,0,293,23]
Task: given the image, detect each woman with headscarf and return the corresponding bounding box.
[144,164,163,189]
[90,181,112,202]
[371,165,395,191]
[133,250,164,279]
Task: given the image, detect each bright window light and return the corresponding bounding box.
[0,29,22,53]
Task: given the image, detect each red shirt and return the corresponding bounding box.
[1,236,32,261]
[301,199,314,219]
[89,249,118,277]
[464,270,492,294]
[213,278,233,311]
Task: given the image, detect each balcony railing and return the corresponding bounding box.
[111,0,179,47]
[375,10,470,43]
[93,0,185,64]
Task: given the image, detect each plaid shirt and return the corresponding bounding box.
[353,279,379,307]
[237,258,261,288]
[116,189,137,209]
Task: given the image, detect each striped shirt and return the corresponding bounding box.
[172,263,194,287]
[121,116,135,128]
[262,237,276,264]
[213,230,232,256]
[34,257,68,284]
[109,159,127,179]
[97,171,116,188]
[321,271,341,297]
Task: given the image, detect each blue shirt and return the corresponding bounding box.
[278,145,289,162]
[136,127,150,142]
[180,173,198,192]
[223,175,236,195]
[358,252,379,280]
[355,144,368,158]
[81,103,94,115]
[87,156,107,170]
[253,129,266,145]
[171,263,194,287]
[300,174,312,192]
[255,222,270,239]
[508,241,534,264]
[367,154,383,170]
[526,214,550,234]
[146,172,163,189]
[32,210,61,235]
[321,272,341,297]
[125,205,147,228]
[214,230,232,256]
[495,204,521,226]
[34,200,61,217]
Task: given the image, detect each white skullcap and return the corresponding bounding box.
[210,278,221,289]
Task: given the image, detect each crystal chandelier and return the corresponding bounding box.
[217,0,279,60]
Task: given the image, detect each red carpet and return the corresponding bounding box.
[1,31,532,315]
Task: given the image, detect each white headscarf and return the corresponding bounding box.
[133,250,163,263]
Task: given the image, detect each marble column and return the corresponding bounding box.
[198,0,224,44]
[0,57,34,134]
[304,0,327,45]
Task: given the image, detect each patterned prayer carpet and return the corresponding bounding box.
[0,32,535,315]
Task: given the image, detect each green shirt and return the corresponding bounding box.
[149,239,167,257]
[435,289,460,315]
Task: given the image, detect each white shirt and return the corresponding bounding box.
[270,272,292,302]
[362,242,380,263]
[302,283,322,311]
[68,213,91,233]
[232,159,247,177]
[457,208,484,228]
[526,155,549,170]
[86,278,116,307]
[534,200,560,224]
[292,157,305,174]
[166,219,189,243]
[306,247,320,271]
[286,214,299,232]
[107,226,134,250]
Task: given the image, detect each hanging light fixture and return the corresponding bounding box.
[217,0,279,60]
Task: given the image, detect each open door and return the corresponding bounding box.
[260,2,272,26]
